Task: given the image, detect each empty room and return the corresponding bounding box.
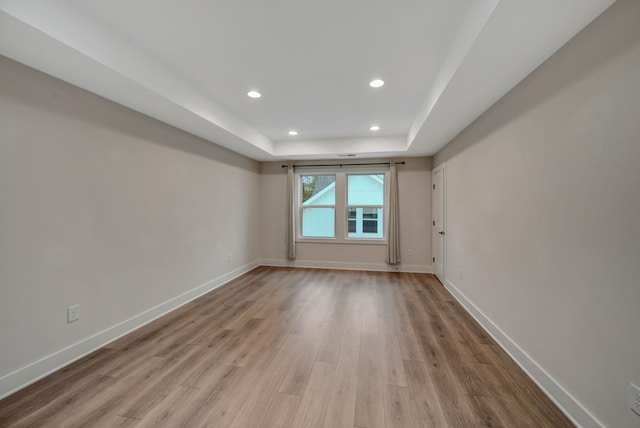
[1,1,639,427]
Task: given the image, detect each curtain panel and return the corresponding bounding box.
[386,164,400,265]
[286,166,296,260]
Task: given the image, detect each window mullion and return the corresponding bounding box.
[334,173,346,240]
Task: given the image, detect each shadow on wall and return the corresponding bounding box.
[437,1,640,163]
[0,56,257,172]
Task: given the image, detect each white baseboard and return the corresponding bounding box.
[0,261,260,400]
[259,258,432,274]
[443,279,604,428]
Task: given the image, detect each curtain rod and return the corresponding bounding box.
[281,161,405,169]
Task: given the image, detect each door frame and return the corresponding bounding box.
[432,162,446,284]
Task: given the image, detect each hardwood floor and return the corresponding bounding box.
[0,267,573,427]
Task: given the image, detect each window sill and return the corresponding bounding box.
[296,238,387,246]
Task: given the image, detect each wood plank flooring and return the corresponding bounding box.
[0,267,573,427]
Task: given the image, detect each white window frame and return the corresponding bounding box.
[295,168,389,245]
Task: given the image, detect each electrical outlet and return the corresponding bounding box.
[459,268,464,280]
[227,253,232,264]
[630,383,640,416]
[407,249,414,256]
[67,305,80,323]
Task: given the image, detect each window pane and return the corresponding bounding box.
[347,207,357,233]
[347,207,383,239]
[347,174,384,205]
[362,207,378,219]
[302,207,335,237]
[363,220,377,233]
[302,175,336,205]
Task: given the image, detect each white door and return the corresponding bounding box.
[432,165,445,284]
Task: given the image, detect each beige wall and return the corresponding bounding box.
[0,56,261,391]
[434,2,640,427]
[260,157,432,272]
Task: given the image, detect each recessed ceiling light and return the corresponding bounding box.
[370,125,380,131]
[369,79,384,88]
[247,90,261,98]
[288,130,298,136]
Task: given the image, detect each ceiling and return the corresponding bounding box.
[0,0,614,161]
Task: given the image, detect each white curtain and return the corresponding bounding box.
[286,166,296,260]
[386,164,400,265]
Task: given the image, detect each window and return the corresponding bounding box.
[300,174,336,237]
[297,170,386,242]
[346,174,384,239]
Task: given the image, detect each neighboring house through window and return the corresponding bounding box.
[346,174,384,239]
[300,174,336,238]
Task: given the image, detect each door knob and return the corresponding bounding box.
[438,231,445,235]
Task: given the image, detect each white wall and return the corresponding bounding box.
[260,158,432,272]
[0,56,261,395]
[434,2,640,427]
